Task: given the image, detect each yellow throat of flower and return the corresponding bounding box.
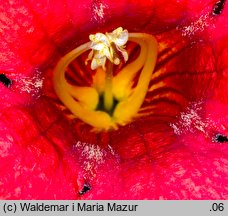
[53,27,158,131]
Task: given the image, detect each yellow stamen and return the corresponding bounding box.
[53,28,158,131]
[113,34,158,125]
[53,42,115,130]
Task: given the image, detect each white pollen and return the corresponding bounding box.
[177,14,214,37]
[92,3,107,22]
[73,140,118,179]
[170,101,217,136]
[12,71,44,97]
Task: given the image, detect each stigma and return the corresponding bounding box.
[53,27,158,131]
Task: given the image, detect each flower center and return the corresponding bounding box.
[53,27,158,131]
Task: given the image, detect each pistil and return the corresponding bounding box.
[104,60,114,112]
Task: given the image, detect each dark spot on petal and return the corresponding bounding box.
[212,0,226,16]
[213,133,228,143]
[78,183,91,195]
[0,74,12,88]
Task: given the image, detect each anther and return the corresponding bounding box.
[0,74,12,88]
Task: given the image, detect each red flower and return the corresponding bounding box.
[0,0,228,199]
